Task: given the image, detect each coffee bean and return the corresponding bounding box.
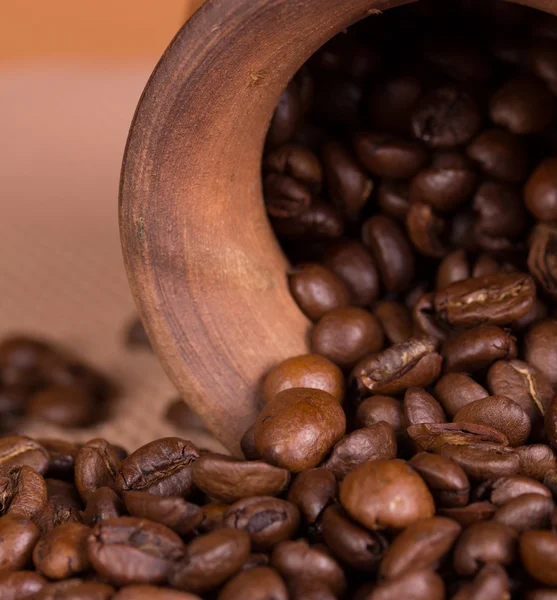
[438,501,497,527]
[288,577,337,600]
[528,224,557,301]
[374,300,413,344]
[407,422,508,453]
[321,504,387,571]
[271,539,346,597]
[340,459,434,530]
[364,568,445,600]
[169,529,250,593]
[403,387,446,426]
[322,240,379,306]
[493,493,555,532]
[467,128,528,182]
[0,514,39,570]
[222,496,300,550]
[33,479,83,536]
[267,80,302,147]
[434,273,535,328]
[123,491,202,536]
[0,570,46,599]
[263,173,312,218]
[412,84,482,148]
[412,293,449,341]
[287,468,337,525]
[453,521,518,576]
[311,307,384,369]
[33,522,90,579]
[264,143,322,194]
[322,422,397,480]
[433,373,488,418]
[115,438,199,497]
[490,76,557,134]
[518,445,557,481]
[26,386,96,428]
[240,425,260,461]
[408,452,470,508]
[83,487,125,526]
[191,454,289,503]
[322,142,373,220]
[32,579,115,600]
[520,530,557,586]
[271,202,344,241]
[380,517,461,579]
[472,253,501,278]
[406,201,446,258]
[377,180,411,220]
[197,503,227,534]
[75,439,121,502]
[362,215,415,293]
[88,517,185,586]
[489,476,552,506]
[545,395,557,451]
[218,566,288,600]
[114,586,201,599]
[38,438,79,479]
[165,400,207,432]
[356,395,404,433]
[242,553,270,570]
[452,563,509,600]
[314,77,363,126]
[442,325,517,373]
[0,436,49,474]
[352,337,442,396]
[439,444,520,481]
[254,388,345,472]
[525,158,557,221]
[473,181,526,239]
[524,319,557,387]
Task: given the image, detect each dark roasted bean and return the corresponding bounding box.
[493,493,555,532]
[374,300,412,344]
[287,468,337,525]
[528,224,557,301]
[0,464,47,520]
[467,128,528,182]
[433,373,488,418]
[524,319,557,387]
[0,436,49,475]
[218,566,288,600]
[403,387,446,426]
[356,395,404,433]
[0,571,47,599]
[439,444,520,481]
[518,445,557,481]
[364,568,445,600]
[75,439,120,502]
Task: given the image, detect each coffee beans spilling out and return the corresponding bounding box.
[0,336,116,432]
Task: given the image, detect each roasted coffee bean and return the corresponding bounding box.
[33,522,90,579]
[240,425,260,461]
[374,300,412,344]
[114,586,201,599]
[467,128,528,182]
[32,579,115,600]
[524,319,557,387]
[364,568,445,600]
[222,496,300,550]
[321,504,387,571]
[407,422,508,453]
[352,337,442,396]
[267,80,302,147]
[39,438,79,479]
[438,501,497,527]
[0,436,49,474]
[322,422,397,480]
[115,437,199,497]
[289,264,349,321]
[405,201,446,258]
[0,464,46,520]
[123,491,202,536]
[356,395,404,433]
[473,181,526,239]
[241,553,270,570]
[0,570,46,599]
[520,530,557,586]
[254,388,345,472]
[408,452,470,507]
[434,273,535,328]
[271,539,346,596]
[489,476,552,506]
[380,517,461,579]
[514,297,549,331]
[472,253,501,278]
[412,84,481,148]
[313,77,363,126]
[433,373,488,418]
[169,529,250,594]
[424,38,494,80]
[83,486,125,526]
[75,439,120,502]
[287,468,337,524]
[165,400,207,432]
[376,180,411,220]
[218,566,288,600]
[403,387,446,426]
[322,240,379,306]
[264,143,322,193]
[442,325,517,373]
[311,307,384,369]
[322,142,373,220]
[545,395,557,451]
[525,158,557,221]
[288,577,337,600]
[452,563,510,600]
[518,445,557,481]
[263,173,312,219]
[271,202,344,241]
[439,444,520,481]
[454,396,531,447]
[353,131,428,179]
[493,493,555,532]
[191,455,289,503]
[409,150,477,213]
[197,503,227,534]
[340,459,434,530]
[528,224,557,301]
[490,76,557,134]
[0,514,39,570]
[412,293,449,341]
[87,517,185,586]
[453,521,518,576]
[26,386,96,428]
[362,215,415,293]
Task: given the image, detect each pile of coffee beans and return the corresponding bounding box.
[0,336,116,432]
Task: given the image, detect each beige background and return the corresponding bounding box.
[0,0,225,452]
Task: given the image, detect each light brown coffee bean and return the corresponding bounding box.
[403,387,446,426]
[74,439,121,502]
[218,566,288,600]
[287,468,337,525]
[0,514,39,570]
[33,522,90,579]
[0,436,49,475]
[433,373,488,418]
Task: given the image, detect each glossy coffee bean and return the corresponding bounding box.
[115,438,199,497]
[218,567,288,600]
[407,422,508,453]
[0,571,47,599]
[322,422,397,480]
[524,319,557,387]
[408,452,470,508]
[403,387,446,426]
[364,568,445,600]
[0,464,47,520]
[83,487,125,526]
[26,386,96,428]
[0,436,49,475]
[322,240,379,306]
[489,476,552,506]
[254,388,345,472]
[287,468,337,524]
[518,445,557,481]
[493,493,555,532]
[467,128,528,182]
[74,439,121,502]
[191,454,289,503]
[452,564,509,600]
[520,530,557,586]
[340,459,434,530]
[240,425,260,461]
[271,202,344,241]
[439,444,520,481]
[197,503,227,534]
[311,307,384,369]
[433,373,488,418]
[525,157,557,221]
[438,501,497,527]
[411,293,449,341]
[0,514,39,570]
[87,517,186,586]
[267,80,302,147]
[264,143,322,193]
[356,395,404,432]
[377,180,411,220]
[222,496,300,550]
[473,181,526,239]
[33,522,90,579]
[528,224,557,301]
[405,201,446,258]
[374,300,412,344]
[352,337,442,396]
